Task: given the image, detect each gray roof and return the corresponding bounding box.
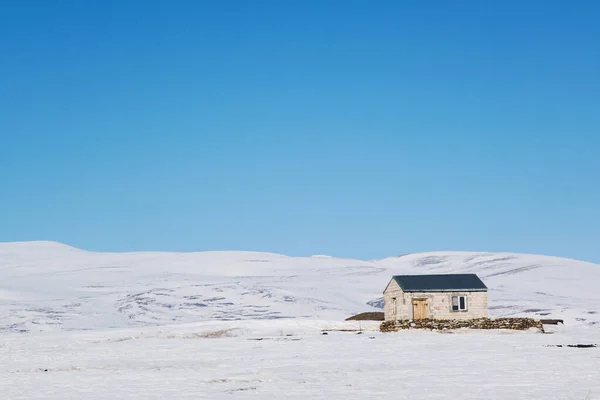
[390,273,487,292]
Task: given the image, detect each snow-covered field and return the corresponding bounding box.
[1,320,599,399]
[1,241,599,399]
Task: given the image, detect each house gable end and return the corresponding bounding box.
[383,278,403,295]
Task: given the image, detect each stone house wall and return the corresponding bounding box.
[383,280,488,321]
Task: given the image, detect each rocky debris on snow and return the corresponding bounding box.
[545,344,597,348]
[380,317,544,333]
[540,319,564,325]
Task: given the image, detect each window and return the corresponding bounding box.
[392,297,397,314]
[451,295,467,311]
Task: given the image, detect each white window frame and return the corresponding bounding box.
[392,297,397,315]
[451,295,467,311]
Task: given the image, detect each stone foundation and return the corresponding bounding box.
[380,317,544,333]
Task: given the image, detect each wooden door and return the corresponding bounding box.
[412,299,428,320]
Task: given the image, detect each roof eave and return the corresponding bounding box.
[402,288,488,293]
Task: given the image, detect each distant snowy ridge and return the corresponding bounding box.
[0,241,598,333]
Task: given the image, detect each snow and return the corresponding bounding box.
[1,321,599,399]
[1,242,598,332]
[0,242,599,399]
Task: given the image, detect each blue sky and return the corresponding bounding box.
[1,1,599,262]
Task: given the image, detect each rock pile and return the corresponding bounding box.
[380,317,544,332]
[380,321,398,333]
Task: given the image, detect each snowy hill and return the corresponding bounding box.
[0,241,598,333]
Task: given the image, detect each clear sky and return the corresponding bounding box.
[1,1,599,262]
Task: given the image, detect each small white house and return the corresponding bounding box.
[383,273,488,321]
